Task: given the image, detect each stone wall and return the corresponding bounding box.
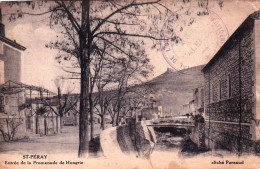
[131,121,156,157]
[100,120,157,158]
[117,124,136,154]
[190,122,206,150]
[203,17,256,152]
[117,120,156,158]
[205,121,255,153]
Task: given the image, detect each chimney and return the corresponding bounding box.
[0,9,5,37]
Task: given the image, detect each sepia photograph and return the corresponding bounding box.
[0,0,260,168]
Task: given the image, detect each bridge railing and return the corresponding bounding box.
[151,116,194,125]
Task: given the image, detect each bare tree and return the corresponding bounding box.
[123,85,155,120]
[0,116,23,142]
[42,84,79,133]
[6,0,213,157]
[93,53,113,130]
[107,55,153,126]
[94,91,112,130]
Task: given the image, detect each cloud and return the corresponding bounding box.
[6,23,34,46]
[7,23,57,45]
[5,23,61,91]
[34,26,57,42]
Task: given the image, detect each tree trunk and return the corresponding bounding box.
[111,118,114,127]
[36,115,39,134]
[112,115,117,127]
[52,113,54,134]
[6,118,10,141]
[116,90,122,126]
[78,0,91,158]
[101,115,105,130]
[44,117,47,135]
[60,115,63,133]
[78,65,90,158]
[89,93,94,141]
[116,102,121,126]
[56,116,59,133]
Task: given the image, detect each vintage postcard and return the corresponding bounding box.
[0,0,260,168]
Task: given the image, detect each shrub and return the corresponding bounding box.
[0,116,23,141]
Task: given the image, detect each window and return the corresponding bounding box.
[0,60,3,84]
[212,83,218,102]
[219,80,222,100]
[211,84,216,102]
[0,41,3,55]
[4,96,8,105]
[200,88,204,106]
[228,74,232,98]
[0,95,3,113]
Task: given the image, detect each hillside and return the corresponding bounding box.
[63,65,205,118]
[147,65,205,116]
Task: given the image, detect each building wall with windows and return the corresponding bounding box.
[0,60,4,84]
[0,94,3,113]
[202,11,260,153]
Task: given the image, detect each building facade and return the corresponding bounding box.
[191,86,204,116]
[141,106,162,120]
[180,86,204,116]
[0,9,26,83]
[202,11,260,153]
[0,81,57,141]
[0,9,60,140]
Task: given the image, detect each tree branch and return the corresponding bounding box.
[91,0,161,35]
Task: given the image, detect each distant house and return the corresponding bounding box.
[192,86,204,115]
[181,103,190,116]
[48,94,79,126]
[141,106,163,120]
[158,106,163,117]
[0,81,56,141]
[181,86,204,116]
[202,11,260,152]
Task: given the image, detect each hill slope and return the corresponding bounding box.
[147,65,205,116]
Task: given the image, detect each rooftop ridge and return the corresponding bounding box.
[0,35,26,51]
[249,10,260,20]
[202,10,259,72]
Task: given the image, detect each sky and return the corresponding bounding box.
[1,0,260,93]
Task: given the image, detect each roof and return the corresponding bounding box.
[0,35,26,51]
[202,10,260,72]
[0,80,55,95]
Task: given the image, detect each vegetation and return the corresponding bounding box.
[7,0,213,157]
[0,116,23,142]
